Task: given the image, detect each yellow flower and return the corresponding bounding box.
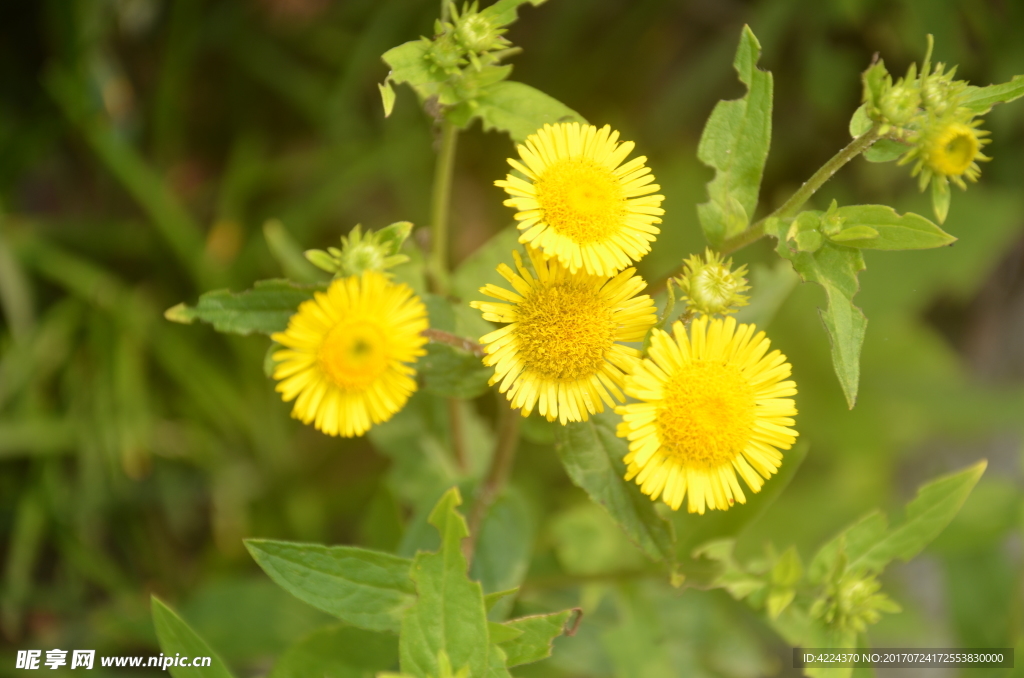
[495,122,665,277]
[271,272,428,437]
[470,248,657,424]
[902,117,990,191]
[616,316,798,514]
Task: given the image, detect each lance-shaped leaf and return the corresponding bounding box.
[696,25,773,246]
[827,205,955,250]
[151,597,235,678]
[553,413,675,563]
[787,243,867,409]
[961,74,1024,113]
[400,488,499,678]
[244,539,415,633]
[809,461,987,581]
[474,81,586,143]
[496,610,577,667]
[165,280,322,335]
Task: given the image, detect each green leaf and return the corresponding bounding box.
[862,138,906,163]
[475,81,586,143]
[931,176,951,224]
[268,624,398,678]
[787,243,867,408]
[496,610,576,667]
[380,79,397,117]
[151,597,235,678]
[382,41,443,93]
[696,25,773,246]
[478,0,547,27]
[553,412,675,563]
[451,227,521,303]
[165,280,322,336]
[961,75,1024,113]
[400,488,494,678]
[847,104,872,137]
[483,588,519,612]
[419,343,490,399]
[244,539,415,633]
[828,205,955,250]
[469,491,534,620]
[810,461,987,581]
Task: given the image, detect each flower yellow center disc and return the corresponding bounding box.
[535,158,625,244]
[514,280,614,381]
[656,360,756,469]
[933,123,979,176]
[318,321,389,391]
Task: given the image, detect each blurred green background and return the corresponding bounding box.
[1,0,1022,676]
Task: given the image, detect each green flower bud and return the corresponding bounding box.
[677,248,750,317]
[304,223,412,278]
[879,82,921,126]
[810,570,901,634]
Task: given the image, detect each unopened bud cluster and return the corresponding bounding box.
[810,569,901,635]
[861,37,991,222]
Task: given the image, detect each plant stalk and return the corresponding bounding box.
[720,125,882,254]
[465,401,521,563]
[429,119,458,295]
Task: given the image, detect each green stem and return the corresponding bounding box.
[720,126,881,255]
[464,401,521,564]
[429,120,458,294]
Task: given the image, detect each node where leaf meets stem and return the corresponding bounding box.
[720,125,882,255]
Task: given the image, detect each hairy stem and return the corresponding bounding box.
[465,401,521,563]
[720,125,882,254]
[428,119,458,294]
[421,328,484,356]
[649,126,882,295]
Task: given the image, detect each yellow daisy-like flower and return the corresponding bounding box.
[616,316,798,514]
[271,271,428,437]
[470,248,657,424]
[495,122,665,277]
[903,118,990,190]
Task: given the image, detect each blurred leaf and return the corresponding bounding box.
[550,502,647,576]
[733,259,799,329]
[786,243,867,408]
[961,74,1024,113]
[268,624,398,678]
[862,138,906,163]
[1,488,46,638]
[166,280,323,336]
[0,417,77,457]
[263,219,326,284]
[479,0,547,27]
[0,221,34,340]
[151,597,235,678]
[484,589,519,612]
[809,461,987,581]
[497,610,576,667]
[602,584,675,678]
[696,25,773,246]
[399,488,500,677]
[419,343,491,399]
[828,206,955,250]
[469,490,534,620]
[554,413,675,563]
[475,81,585,143]
[245,540,415,633]
[450,227,521,304]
